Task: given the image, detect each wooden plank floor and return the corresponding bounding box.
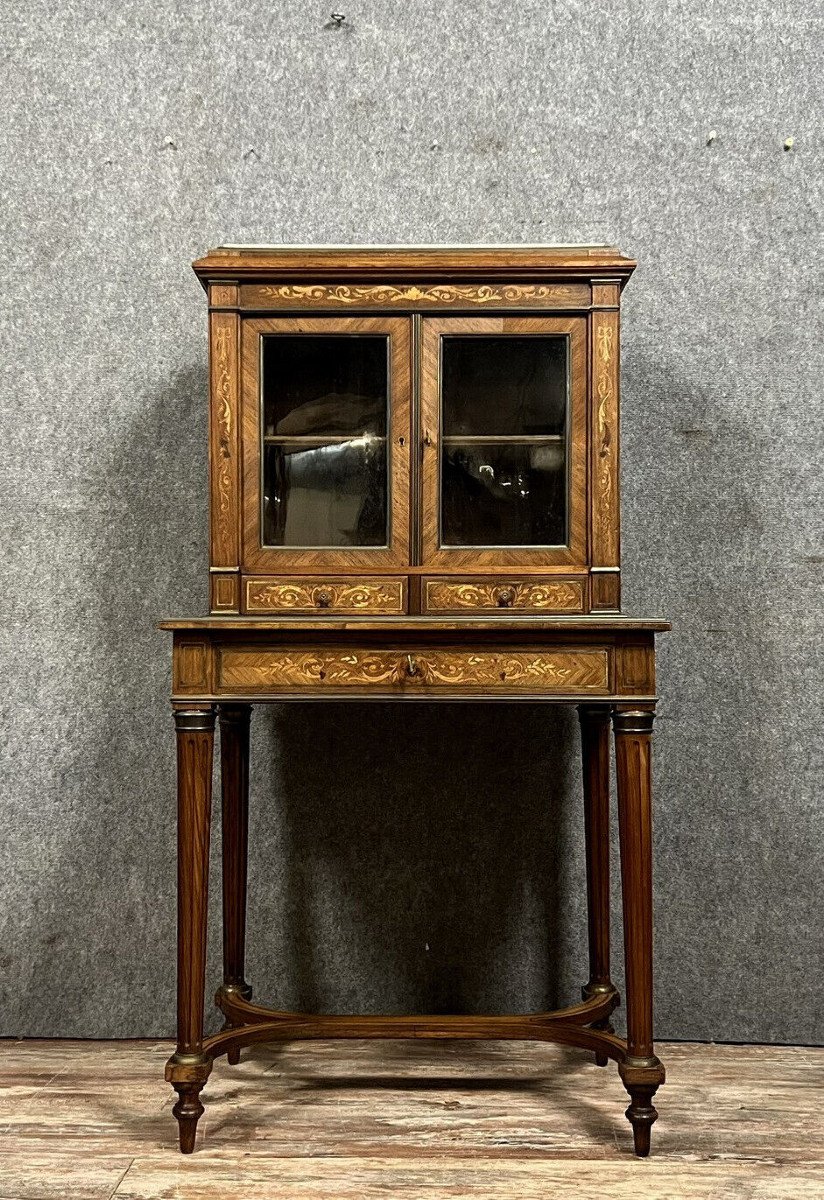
[1,1039,822,1198]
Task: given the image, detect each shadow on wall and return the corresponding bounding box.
[8,363,208,1037]
[246,701,582,1018]
[621,345,796,1040]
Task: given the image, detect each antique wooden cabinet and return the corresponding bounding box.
[200,245,626,618]
[162,246,668,1158]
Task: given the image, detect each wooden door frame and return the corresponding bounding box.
[420,316,588,569]
[240,316,411,573]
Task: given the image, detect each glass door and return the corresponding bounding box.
[241,316,411,571]
[420,316,587,568]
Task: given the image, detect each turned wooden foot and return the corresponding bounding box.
[172,1083,205,1153]
[168,707,215,1153]
[625,1082,660,1157]
[615,706,665,1156]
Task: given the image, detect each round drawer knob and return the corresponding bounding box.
[316,590,332,608]
[496,587,515,608]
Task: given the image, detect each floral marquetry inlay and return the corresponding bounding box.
[594,320,618,559]
[425,579,584,613]
[250,282,587,308]
[219,648,610,693]
[245,578,404,614]
[214,326,234,517]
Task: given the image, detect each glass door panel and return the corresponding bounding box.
[261,335,388,547]
[441,334,568,547]
[241,317,410,571]
[421,317,587,568]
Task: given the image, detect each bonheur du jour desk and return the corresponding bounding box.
[161,244,669,1155]
[162,613,668,1156]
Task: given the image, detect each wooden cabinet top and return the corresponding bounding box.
[193,244,636,285]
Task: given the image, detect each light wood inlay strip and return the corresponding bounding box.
[590,302,621,568]
[209,311,240,568]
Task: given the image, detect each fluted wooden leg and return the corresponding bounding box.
[165,706,215,1154]
[578,704,614,1066]
[614,706,665,1157]
[218,704,252,1065]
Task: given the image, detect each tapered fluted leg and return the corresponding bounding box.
[165,706,215,1153]
[218,704,252,1065]
[614,706,665,1156]
[578,704,614,1065]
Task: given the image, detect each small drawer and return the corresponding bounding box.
[243,576,406,615]
[423,576,585,614]
[218,646,610,696]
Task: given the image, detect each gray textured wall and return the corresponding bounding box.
[1,1,822,1043]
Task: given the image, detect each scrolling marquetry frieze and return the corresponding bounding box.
[591,310,620,570]
[209,313,239,570]
[214,327,234,521]
[241,281,591,310]
[218,647,610,694]
[424,578,584,613]
[245,577,405,614]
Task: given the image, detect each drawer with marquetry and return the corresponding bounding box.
[217,645,611,697]
[422,576,586,615]
[242,576,407,616]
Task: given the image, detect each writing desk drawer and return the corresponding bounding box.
[243,577,406,615]
[218,646,610,696]
[423,577,585,614]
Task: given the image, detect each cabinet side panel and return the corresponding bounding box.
[209,309,241,570]
[590,285,621,582]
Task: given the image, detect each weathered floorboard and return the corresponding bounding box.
[0,1040,821,1199]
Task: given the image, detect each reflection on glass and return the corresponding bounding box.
[263,335,387,438]
[442,443,566,546]
[263,439,387,547]
[440,335,568,547]
[261,334,389,547]
[442,336,566,438]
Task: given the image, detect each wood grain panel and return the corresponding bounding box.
[217,646,609,694]
[591,571,621,612]
[209,312,240,569]
[240,281,591,310]
[210,572,240,613]
[420,316,588,569]
[173,640,211,693]
[240,316,411,573]
[615,638,655,694]
[209,283,239,308]
[423,576,585,613]
[244,576,406,615]
[590,296,621,571]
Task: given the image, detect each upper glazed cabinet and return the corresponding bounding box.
[196,246,633,617]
